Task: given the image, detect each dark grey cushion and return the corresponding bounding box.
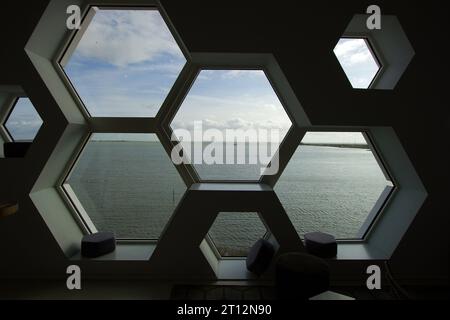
[4,142,32,158]
[275,252,330,300]
[246,239,275,276]
[304,232,337,258]
[81,232,116,258]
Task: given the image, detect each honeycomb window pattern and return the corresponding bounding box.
[21,0,427,265]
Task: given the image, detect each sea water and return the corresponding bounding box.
[67,141,388,253]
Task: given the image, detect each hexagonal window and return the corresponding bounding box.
[170,69,292,181]
[334,38,381,89]
[3,97,43,141]
[336,15,415,90]
[208,212,267,258]
[60,7,186,117]
[275,132,394,240]
[62,133,186,240]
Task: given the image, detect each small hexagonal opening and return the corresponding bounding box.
[207,212,268,258]
[3,97,43,141]
[170,69,293,182]
[62,133,186,240]
[336,15,415,90]
[60,6,186,117]
[334,38,381,89]
[275,131,394,240]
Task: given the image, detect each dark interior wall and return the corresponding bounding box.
[0,0,448,284]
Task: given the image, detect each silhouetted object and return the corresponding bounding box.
[304,232,337,258]
[4,142,32,158]
[275,252,330,300]
[81,232,116,258]
[0,201,18,219]
[246,239,275,276]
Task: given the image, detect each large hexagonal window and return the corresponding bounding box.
[3,97,43,141]
[275,132,394,240]
[62,133,186,240]
[334,38,381,89]
[170,69,292,181]
[208,212,267,258]
[60,7,186,117]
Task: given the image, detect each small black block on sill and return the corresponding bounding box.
[304,232,337,258]
[81,232,116,258]
[246,238,275,276]
[4,142,32,158]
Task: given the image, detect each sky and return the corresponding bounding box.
[4,98,42,141]
[333,38,380,89]
[63,9,186,118]
[171,69,292,143]
[4,9,371,145]
[302,132,366,144]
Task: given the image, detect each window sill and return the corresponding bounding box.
[70,243,156,261]
[214,243,386,280]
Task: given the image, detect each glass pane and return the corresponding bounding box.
[65,133,186,239]
[275,132,391,239]
[4,97,43,141]
[63,8,186,117]
[334,38,380,89]
[170,69,292,181]
[209,212,267,257]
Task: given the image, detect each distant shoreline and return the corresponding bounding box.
[300,143,369,149]
[90,140,369,149]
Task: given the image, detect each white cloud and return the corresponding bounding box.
[302,132,366,144]
[334,38,380,88]
[221,70,265,79]
[127,60,185,74]
[75,9,184,67]
[334,38,373,65]
[172,117,289,136]
[348,51,372,64]
[7,119,42,127]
